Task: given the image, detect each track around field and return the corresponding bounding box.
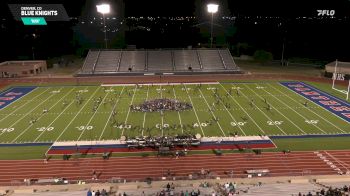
[0,150,349,186]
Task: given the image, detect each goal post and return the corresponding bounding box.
[331,59,350,100]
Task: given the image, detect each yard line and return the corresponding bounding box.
[141,85,150,136]
[198,88,226,136]
[0,88,49,123]
[53,87,101,142]
[271,83,347,133]
[218,83,265,134]
[121,85,138,137]
[244,84,307,135]
[77,87,112,140]
[13,87,76,142]
[33,87,82,142]
[208,84,246,136]
[160,84,164,136]
[99,86,125,140]
[231,83,287,135]
[183,84,205,137]
[0,87,59,137]
[172,86,184,134]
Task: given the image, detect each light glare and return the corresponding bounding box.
[96,4,110,14]
[207,4,218,13]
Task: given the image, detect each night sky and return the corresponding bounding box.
[0,0,350,62]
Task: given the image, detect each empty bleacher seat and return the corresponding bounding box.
[94,50,121,72]
[147,50,173,71]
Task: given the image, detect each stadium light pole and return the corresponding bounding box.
[207,4,218,48]
[96,4,110,49]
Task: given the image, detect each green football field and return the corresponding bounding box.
[0,81,349,144]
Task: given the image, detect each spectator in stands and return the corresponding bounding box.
[95,190,100,196]
[141,191,145,196]
[101,189,107,196]
[166,183,171,191]
[87,189,92,196]
[92,190,96,196]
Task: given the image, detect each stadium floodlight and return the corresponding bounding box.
[207,4,218,48]
[96,4,110,49]
[96,4,110,14]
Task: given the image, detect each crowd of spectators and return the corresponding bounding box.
[299,185,350,196]
[87,189,108,196]
[131,98,192,112]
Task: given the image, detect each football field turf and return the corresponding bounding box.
[0,82,349,144]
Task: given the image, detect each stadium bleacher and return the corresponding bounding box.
[78,48,241,76]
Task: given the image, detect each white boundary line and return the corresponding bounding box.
[183,84,205,137]
[121,85,138,137]
[172,86,184,134]
[53,87,101,142]
[33,87,80,142]
[101,82,219,87]
[141,85,150,136]
[198,88,226,137]
[160,84,164,136]
[233,83,287,135]
[208,84,246,136]
[0,87,58,138]
[99,86,125,140]
[244,84,307,135]
[219,83,266,134]
[274,83,347,133]
[77,87,112,141]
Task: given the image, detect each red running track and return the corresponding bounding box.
[0,151,345,186]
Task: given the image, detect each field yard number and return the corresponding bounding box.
[230,122,247,127]
[207,87,217,90]
[156,123,169,129]
[51,90,60,94]
[231,87,243,90]
[115,124,131,129]
[267,121,283,126]
[76,126,93,131]
[305,120,319,124]
[77,90,88,93]
[181,88,191,91]
[0,128,14,133]
[193,122,208,128]
[36,127,54,132]
[256,86,266,89]
[156,88,166,91]
[105,89,115,92]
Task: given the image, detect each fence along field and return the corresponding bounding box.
[0,82,349,144]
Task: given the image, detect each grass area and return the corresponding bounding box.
[0,81,349,159]
[0,146,49,160]
[236,60,324,77]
